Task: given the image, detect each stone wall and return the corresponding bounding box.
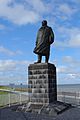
[28,63,57,104]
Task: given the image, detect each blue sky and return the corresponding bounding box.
[0,0,80,85]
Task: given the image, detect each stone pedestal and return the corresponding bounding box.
[28,63,57,104]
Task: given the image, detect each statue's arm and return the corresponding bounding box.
[50,28,54,42]
[49,27,54,44]
[36,30,39,45]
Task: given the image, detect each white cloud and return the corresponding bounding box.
[55,27,80,48]
[59,3,76,16]
[47,1,79,23]
[54,40,68,48]
[0,60,30,72]
[0,59,31,85]
[57,65,80,84]
[0,46,22,56]
[62,56,80,70]
[0,0,78,25]
[69,34,80,47]
[57,66,73,74]
[62,56,75,63]
[57,55,80,84]
[25,0,47,14]
[0,60,16,71]
[0,0,40,25]
[57,56,80,74]
[68,73,76,79]
[0,24,6,30]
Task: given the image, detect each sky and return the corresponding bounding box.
[0,0,80,85]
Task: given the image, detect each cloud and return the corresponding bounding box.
[57,66,75,74]
[0,46,22,56]
[0,60,29,71]
[62,56,75,63]
[0,59,31,85]
[57,65,80,84]
[25,0,48,14]
[57,55,80,84]
[0,0,78,25]
[0,60,31,72]
[55,27,80,48]
[62,56,80,69]
[0,0,40,25]
[69,34,80,47]
[58,3,77,16]
[0,24,6,30]
[0,60,16,71]
[46,0,79,23]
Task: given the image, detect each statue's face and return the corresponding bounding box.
[42,20,47,26]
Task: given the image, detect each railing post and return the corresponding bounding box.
[76,92,80,106]
[62,92,65,103]
[79,92,80,105]
[8,92,10,107]
[75,92,76,105]
[20,93,22,104]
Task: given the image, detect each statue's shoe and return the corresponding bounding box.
[34,61,41,64]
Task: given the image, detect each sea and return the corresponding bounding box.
[8,84,80,93]
[57,84,80,92]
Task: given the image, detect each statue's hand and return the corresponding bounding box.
[49,36,54,44]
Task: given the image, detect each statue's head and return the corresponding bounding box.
[42,20,47,27]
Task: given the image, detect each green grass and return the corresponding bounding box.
[0,86,29,107]
[0,91,8,95]
[15,88,31,92]
[0,86,31,92]
[0,86,11,90]
[0,86,12,95]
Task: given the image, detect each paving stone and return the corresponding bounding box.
[1,106,80,120]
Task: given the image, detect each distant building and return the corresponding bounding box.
[9,83,15,89]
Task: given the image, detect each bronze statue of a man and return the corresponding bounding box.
[33,20,54,63]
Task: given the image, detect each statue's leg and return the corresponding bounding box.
[45,53,49,63]
[38,54,42,63]
[34,54,42,64]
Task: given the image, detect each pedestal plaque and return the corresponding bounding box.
[28,63,57,104]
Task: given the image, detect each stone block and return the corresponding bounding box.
[28,63,57,104]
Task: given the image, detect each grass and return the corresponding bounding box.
[0,91,8,95]
[0,86,11,90]
[0,86,13,95]
[0,86,29,107]
[0,86,10,94]
[15,88,32,92]
[0,85,32,93]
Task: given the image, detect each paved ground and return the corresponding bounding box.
[0,106,80,120]
[55,107,80,120]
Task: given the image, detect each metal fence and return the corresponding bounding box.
[0,89,80,107]
[57,91,80,106]
[0,89,29,107]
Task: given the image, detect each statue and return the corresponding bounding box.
[33,20,54,63]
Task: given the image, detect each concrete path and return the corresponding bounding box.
[55,107,80,120]
[0,106,80,120]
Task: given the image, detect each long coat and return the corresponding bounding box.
[33,26,54,56]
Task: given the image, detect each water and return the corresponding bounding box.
[8,84,80,93]
[3,84,80,105]
[58,84,80,92]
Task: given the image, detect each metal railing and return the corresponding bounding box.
[57,91,80,106]
[0,89,80,107]
[0,89,29,107]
